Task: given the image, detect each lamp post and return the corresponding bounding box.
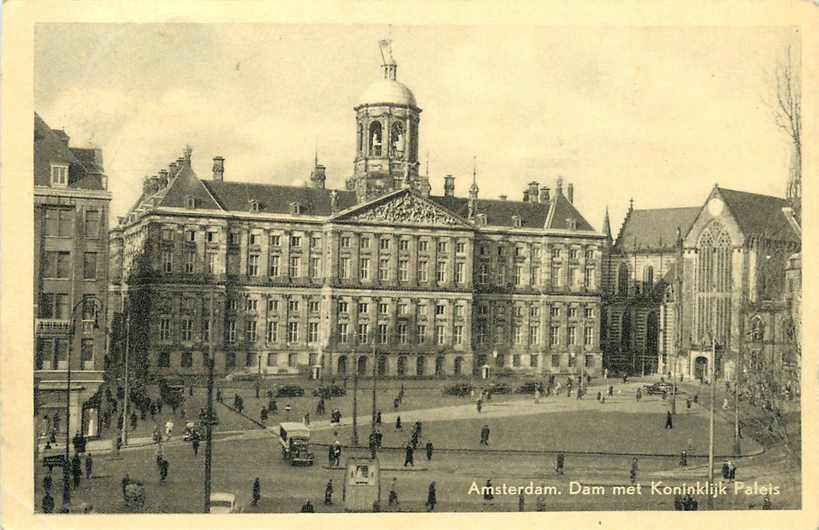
[121,310,131,446]
[62,296,103,510]
[203,293,218,513]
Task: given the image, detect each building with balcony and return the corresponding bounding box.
[108,41,606,381]
[34,113,111,438]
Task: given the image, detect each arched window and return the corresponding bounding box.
[357,123,364,154]
[397,355,407,377]
[390,122,404,158]
[357,356,368,376]
[643,265,654,288]
[377,355,387,376]
[416,355,426,376]
[454,356,464,376]
[495,353,505,368]
[337,356,347,376]
[435,356,445,376]
[750,316,764,343]
[621,310,631,351]
[617,263,629,295]
[695,221,732,345]
[369,122,383,156]
[646,311,658,355]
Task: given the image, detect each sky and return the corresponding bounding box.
[34,24,799,233]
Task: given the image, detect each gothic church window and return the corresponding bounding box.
[390,122,404,159]
[369,122,383,156]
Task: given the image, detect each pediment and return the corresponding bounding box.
[332,189,472,229]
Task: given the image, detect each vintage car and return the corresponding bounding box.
[279,422,314,466]
[487,382,513,394]
[312,384,346,398]
[642,382,674,395]
[276,385,305,398]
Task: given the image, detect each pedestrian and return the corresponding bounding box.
[721,461,730,480]
[324,479,333,505]
[388,477,399,506]
[301,499,315,512]
[261,407,268,422]
[252,477,261,505]
[728,460,736,480]
[426,481,437,512]
[192,433,200,456]
[216,388,222,403]
[518,490,525,512]
[376,410,382,425]
[630,457,639,484]
[636,388,642,401]
[376,428,383,448]
[404,442,414,467]
[130,411,138,430]
[597,391,602,402]
[686,398,691,411]
[477,399,482,413]
[608,385,614,397]
[155,442,165,469]
[121,473,131,499]
[159,457,169,482]
[482,424,491,446]
[722,398,729,410]
[411,430,419,449]
[555,453,565,474]
[536,493,546,511]
[334,441,342,467]
[693,393,699,404]
[304,413,310,426]
[395,416,402,431]
[42,491,55,513]
[680,450,688,467]
[316,398,325,416]
[393,397,400,409]
[43,470,53,492]
[85,453,93,479]
[71,453,82,488]
[165,419,174,440]
[674,494,683,511]
[369,432,378,459]
[328,444,335,467]
[426,440,434,461]
[483,479,494,502]
[269,398,278,414]
[665,410,673,429]
[762,495,771,510]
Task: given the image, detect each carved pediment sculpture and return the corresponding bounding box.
[348,193,462,227]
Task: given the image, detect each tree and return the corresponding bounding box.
[774,44,801,217]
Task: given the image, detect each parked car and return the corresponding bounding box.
[312,384,346,398]
[442,383,474,397]
[209,493,238,513]
[279,422,315,466]
[514,381,541,394]
[487,382,513,394]
[276,385,305,397]
[642,382,673,395]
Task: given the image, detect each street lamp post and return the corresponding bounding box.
[371,333,378,436]
[707,330,716,510]
[63,296,103,510]
[352,359,359,447]
[204,294,217,513]
[121,310,131,446]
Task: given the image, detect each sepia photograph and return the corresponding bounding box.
[2,1,816,527]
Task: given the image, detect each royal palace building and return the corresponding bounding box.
[34,113,111,437]
[108,42,606,380]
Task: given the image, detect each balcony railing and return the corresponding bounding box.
[36,319,72,334]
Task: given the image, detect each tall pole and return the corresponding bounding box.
[63,318,74,508]
[371,339,377,435]
[352,357,359,446]
[707,331,716,510]
[204,294,215,513]
[121,311,131,446]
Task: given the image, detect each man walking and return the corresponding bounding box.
[252,477,261,505]
[388,477,399,507]
[425,440,434,461]
[71,453,82,489]
[42,491,55,513]
[630,457,639,484]
[324,479,334,505]
[159,457,169,483]
[665,410,673,430]
[192,431,201,456]
[84,453,93,479]
[404,442,414,467]
[426,481,437,512]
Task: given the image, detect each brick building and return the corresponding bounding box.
[108,42,606,381]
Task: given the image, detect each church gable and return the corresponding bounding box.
[332,189,472,229]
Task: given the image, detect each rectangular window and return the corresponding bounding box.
[495,325,504,345]
[456,241,466,254]
[337,323,348,344]
[532,266,541,286]
[529,353,539,368]
[435,303,446,316]
[45,208,71,237]
[551,354,560,368]
[514,305,523,318]
[246,298,258,312]
[225,351,236,368]
[456,262,465,284]
[533,246,541,258]
[568,326,577,345]
[270,234,281,247]
[357,324,369,344]
[380,238,390,250]
[478,323,488,345]
[160,319,171,341]
[417,324,426,344]
[551,266,562,287]
[584,266,595,289]
[80,338,94,362]
[569,267,578,288]
[308,322,319,344]
[378,323,388,344]
[585,354,594,368]
[358,302,369,315]
[419,305,428,317]
[399,260,409,281]
[309,257,321,278]
[228,299,238,311]
[437,240,447,253]
[515,246,523,257]
[454,325,463,345]
[184,250,195,274]
[550,306,560,318]
[50,164,68,186]
[341,236,351,248]
[497,265,506,285]
[513,354,521,367]
[84,210,100,238]
[550,326,560,346]
[435,325,446,345]
[454,304,464,319]
[512,325,522,345]
[288,299,300,313]
[229,232,240,246]
[267,352,277,367]
[267,321,278,343]
[287,322,299,343]
[288,256,300,277]
[181,352,193,368]
[399,239,409,251]
[309,300,320,313]
[418,261,428,282]
[248,255,260,276]
[436,262,446,283]
[360,236,370,249]
[551,248,561,259]
[268,299,279,313]
[206,230,218,243]
[338,301,348,314]
[418,240,429,252]
[497,245,505,257]
[398,303,408,315]
[226,320,236,343]
[55,294,69,319]
[570,248,579,260]
[207,253,217,274]
[269,255,280,276]
[186,229,197,242]
[585,249,594,261]
[513,266,523,286]
[391,323,404,344]
[568,354,576,368]
[378,302,388,315]
[568,307,577,319]
[288,353,297,367]
[203,320,210,343]
[290,235,301,248]
[378,259,389,281]
[584,326,594,346]
[45,251,71,279]
[479,263,488,284]
[530,326,540,345]
[181,319,193,342]
[245,353,257,368]
[162,250,173,273]
[310,236,321,249]
[359,258,370,281]
[584,307,594,319]
[340,257,351,279]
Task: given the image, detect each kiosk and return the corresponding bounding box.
[343,457,381,512]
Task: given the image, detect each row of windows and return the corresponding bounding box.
[476,323,595,346]
[477,263,596,288]
[35,337,94,370]
[480,352,594,369]
[478,245,595,261]
[159,318,318,345]
[334,322,466,346]
[43,207,101,239]
[157,350,304,369]
[477,304,594,319]
[42,251,98,280]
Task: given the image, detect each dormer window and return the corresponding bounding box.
[50,164,69,187]
[566,218,577,230]
[476,213,488,225]
[512,215,522,228]
[185,195,196,209]
[289,201,303,215]
[249,199,259,212]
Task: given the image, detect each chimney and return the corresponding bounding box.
[567,183,574,203]
[212,156,225,181]
[556,176,564,197]
[443,175,455,197]
[499,194,508,200]
[310,163,326,189]
[528,181,540,203]
[158,169,169,187]
[169,161,178,176]
[522,190,530,202]
[54,129,70,146]
[329,190,339,213]
[540,186,550,203]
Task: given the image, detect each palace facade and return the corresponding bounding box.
[108,43,606,380]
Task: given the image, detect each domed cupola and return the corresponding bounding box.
[348,38,426,202]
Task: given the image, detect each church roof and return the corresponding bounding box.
[615,207,700,252]
[34,113,108,191]
[358,79,417,108]
[717,187,800,243]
